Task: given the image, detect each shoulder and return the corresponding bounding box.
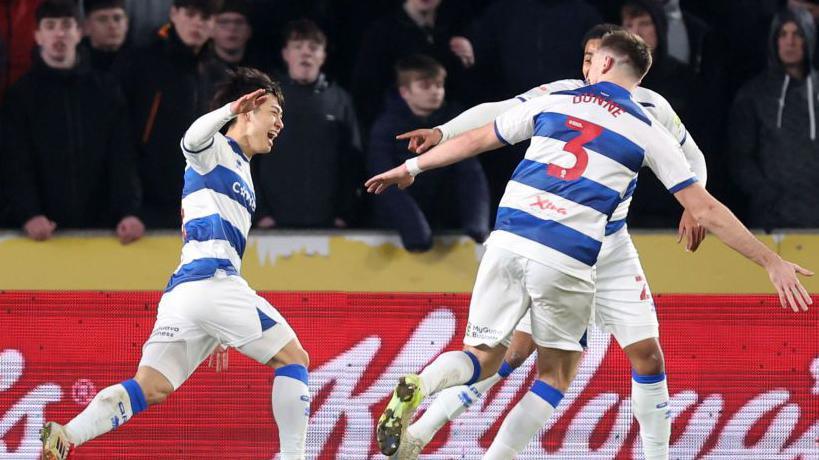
[633,87,677,119]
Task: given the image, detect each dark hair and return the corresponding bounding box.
[210,67,283,128]
[173,0,223,18]
[36,0,81,23]
[83,0,126,15]
[581,23,624,50]
[218,0,250,17]
[598,30,653,79]
[283,18,327,47]
[395,54,446,87]
[621,1,651,20]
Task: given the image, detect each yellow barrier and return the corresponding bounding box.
[0,230,816,293]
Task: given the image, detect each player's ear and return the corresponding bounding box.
[603,55,615,74]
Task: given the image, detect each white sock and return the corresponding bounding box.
[632,371,671,460]
[273,365,310,460]
[485,380,563,458]
[418,350,480,396]
[409,361,514,444]
[63,379,147,446]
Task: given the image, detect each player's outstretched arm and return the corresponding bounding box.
[182,89,267,152]
[397,98,520,154]
[674,184,814,311]
[366,122,503,194]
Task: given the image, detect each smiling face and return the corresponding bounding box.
[35,16,82,69]
[282,39,326,84]
[585,48,611,84]
[582,38,602,80]
[245,96,284,154]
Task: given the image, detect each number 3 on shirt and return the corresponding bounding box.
[547,116,603,181]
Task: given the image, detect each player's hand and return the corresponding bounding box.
[365,164,415,194]
[257,216,276,229]
[116,215,145,245]
[230,88,267,115]
[450,36,475,68]
[764,257,813,312]
[208,344,229,372]
[396,128,443,154]
[677,209,706,252]
[334,217,347,228]
[23,215,56,241]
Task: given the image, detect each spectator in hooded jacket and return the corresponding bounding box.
[367,54,489,252]
[729,6,819,229]
[115,0,228,228]
[1,0,142,242]
[790,0,819,68]
[81,0,129,73]
[252,19,362,228]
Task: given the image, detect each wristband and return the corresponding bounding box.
[405,157,423,177]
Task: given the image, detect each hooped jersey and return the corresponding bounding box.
[490,81,697,281]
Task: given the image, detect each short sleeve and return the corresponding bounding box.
[642,124,698,193]
[493,98,545,145]
[515,79,583,102]
[181,136,221,174]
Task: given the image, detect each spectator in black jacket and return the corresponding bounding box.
[790,0,819,68]
[367,54,489,252]
[351,0,476,130]
[729,6,819,229]
[81,0,129,73]
[253,19,362,228]
[620,0,701,228]
[212,0,267,71]
[470,0,601,100]
[115,0,228,228]
[1,0,142,242]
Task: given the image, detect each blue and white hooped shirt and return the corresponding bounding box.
[165,134,255,292]
[490,81,697,281]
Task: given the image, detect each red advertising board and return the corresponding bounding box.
[1,292,817,459]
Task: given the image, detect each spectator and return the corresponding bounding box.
[662,0,709,70]
[81,0,129,72]
[467,0,600,219]
[620,0,699,227]
[0,0,41,101]
[212,0,263,70]
[252,19,362,228]
[470,0,601,100]
[0,0,142,242]
[729,6,819,229]
[124,0,173,48]
[115,0,228,228]
[790,0,819,67]
[367,54,489,252]
[351,0,476,129]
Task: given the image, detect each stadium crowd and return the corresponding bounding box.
[1,0,817,250]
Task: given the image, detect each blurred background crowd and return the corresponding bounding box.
[1,0,817,252]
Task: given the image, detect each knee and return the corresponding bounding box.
[631,349,665,376]
[133,376,173,406]
[294,348,310,369]
[504,350,528,369]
